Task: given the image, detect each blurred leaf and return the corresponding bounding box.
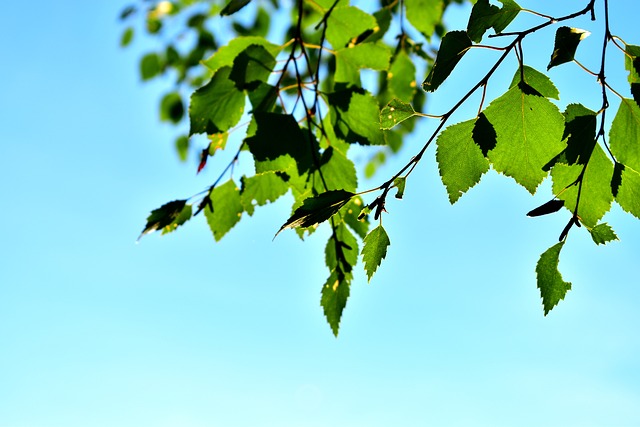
[536,241,571,316]
[221,0,252,16]
[140,52,162,80]
[175,135,189,162]
[405,0,443,38]
[388,51,417,102]
[547,27,590,70]
[139,199,187,240]
[160,92,184,124]
[120,27,134,47]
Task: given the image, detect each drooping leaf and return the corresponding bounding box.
[229,44,276,90]
[380,99,417,130]
[615,165,640,219]
[547,27,590,70]
[482,85,565,193]
[508,65,560,99]
[189,67,245,135]
[588,223,619,245]
[467,0,521,43]
[276,190,355,236]
[361,225,390,282]
[393,177,406,199]
[202,36,281,75]
[240,172,289,215]
[436,119,490,203]
[536,241,572,316]
[139,199,187,240]
[321,270,352,337]
[404,0,444,38]
[387,51,417,102]
[422,31,472,92]
[329,89,386,145]
[204,180,244,241]
[527,199,564,217]
[220,0,252,16]
[175,135,189,162]
[551,145,614,227]
[610,98,640,172]
[334,42,392,84]
[160,92,184,124]
[325,6,377,48]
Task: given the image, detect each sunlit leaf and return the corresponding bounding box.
[204,180,244,241]
[229,44,276,90]
[326,6,377,48]
[615,165,640,219]
[380,99,417,130]
[404,0,443,38]
[610,98,640,172]
[536,241,572,316]
[361,225,390,282]
[334,42,392,84]
[509,66,559,99]
[240,172,289,215]
[202,36,281,75]
[588,223,618,245]
[329,89,386,145]
[321,270,352,337]
[388,51,417,102]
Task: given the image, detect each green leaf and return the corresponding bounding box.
[325,223,359,273]
[387,51,417,102]
[140,52,162,80]
[508,66,560,99]
[189,67,245,135]
[120,27,134,47]
[422,31,472,92]
[404,0,443,38]
[467,0,521,43]
[139,199,187,240]
[482,85,565,193]
[175,135,189,162]
[321,270,352,337]
[615,165,640,219]
[240,172,289,215]
[229,45,276,90]
[202,36,281,75]
[220,0,252,16]
[160,204,192,235]
[588,223,619,245]
[536,241,572,316]
[342,197,369,239]
[551,145,614,227]
[319,147,358,192]
[393,177,406,199]
[245,112,315,175]
[334,42,391,84]
[380,99,417,130]
[204,180,244,241]
[276,190,355,236]
[329,90,386,145]
[436,119,490,203]
[325,6,377,48]
[624,44,640,83]
[547,27,590,70]
[610,98,640,172]
[160,92,184,124]
[361,225,390,282]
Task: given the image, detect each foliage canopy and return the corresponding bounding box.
[123,0,640,335]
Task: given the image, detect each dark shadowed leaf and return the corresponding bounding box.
[139,199,187,240]
[467,0,521,42]
[321,270,352,337]
[276,190,355,237]
[509,66,559,99]
[422,31,472,92]
[547,27,590,70]
[220,0,252,16]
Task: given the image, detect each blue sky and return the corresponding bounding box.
[1,1,639,426]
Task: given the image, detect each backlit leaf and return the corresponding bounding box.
[321,270,352,337]
[319,146,358,192]
[482,85,565,193]
[610,98,640,171]
[615,165,640,219]
[276,190,355,236]
[342,197,369,239]
[588,223,618,245]
[140,52,162,80]
[325,223,358,273]
[388,51,417,102]
[361,225,390,282]
[536,241,572,316]
[202,36,281,75]
[139,199,187,240]
[189,67,245,135]
[229,44,276,90]
[422,31,472,92]
[547,27,590,70]
[509,65,559,99]
[436,119,490,203]
[405,0,443,38]
[329,90,386,145]
[380,99,416,130]
[121,27,134,47]
[204,180,244,241]
[335,42,392,84]
[240,172,289,215]
[325,6,376,48]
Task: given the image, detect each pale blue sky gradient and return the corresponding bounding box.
[1,1,639,426]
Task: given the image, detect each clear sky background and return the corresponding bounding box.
[1,1,639,426]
